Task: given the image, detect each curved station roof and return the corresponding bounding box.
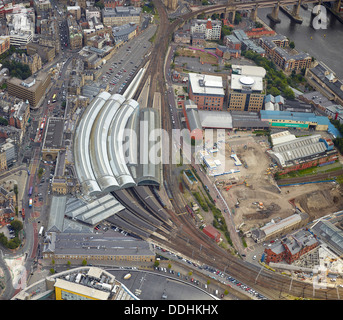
[74,92,161,196]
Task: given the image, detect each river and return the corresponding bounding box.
[258,4,343,78]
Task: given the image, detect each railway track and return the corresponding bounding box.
[121,0,343,300]
[277,169,343,186]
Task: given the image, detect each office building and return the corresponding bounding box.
[228,65,266,112]
[7,71,51,109]
[188,73,225,110]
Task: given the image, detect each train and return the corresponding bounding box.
[163,181,173,201]
[185,205,195,219]
[151,187,167,209]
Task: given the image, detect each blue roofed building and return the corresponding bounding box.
[260,110,330,131]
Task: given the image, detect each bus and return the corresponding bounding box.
[28,198,32,208]
[52,94,57,103]
[28,186,33,196]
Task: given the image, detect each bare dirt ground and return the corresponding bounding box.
[213,132,343,235]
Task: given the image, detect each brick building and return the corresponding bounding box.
[188,73,225,111]
[264,230,318,264]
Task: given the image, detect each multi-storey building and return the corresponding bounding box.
[67,17,83,50]
[228,65,266,112]
[39,19,61,54]
[305,61,343,107]
[7,71,51,109]
[190,18,222,41]
[264,230,318,264]
[188,73,225,111]
[102,6,141,27]
[10,52,42,75]
[0,36,10,55]
[259,35,311,72]
[7,9,35,47]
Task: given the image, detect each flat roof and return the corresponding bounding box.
[198,110,232,128]
[54,278,110,300]
[189,73,224,96]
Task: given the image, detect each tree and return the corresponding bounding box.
[154,260,160,267]
[168,263,172,269]
[289,41,295,49]
[283,87,295,100]
[268,87,281,96]
[11,220,23,232]
[82,259,87,266]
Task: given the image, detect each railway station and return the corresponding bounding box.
[73,92,161,197]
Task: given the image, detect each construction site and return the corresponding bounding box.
[209,132,343,247]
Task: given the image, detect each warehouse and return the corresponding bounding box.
[267,133,338,174]
[260,110,330,131]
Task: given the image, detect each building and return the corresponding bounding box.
[7,71,51,109]
[7,10,35,46]
[190,19,222,41]
[245,27,276,39]
[182,99,203,140]
[103,0,125,8]
[305,61,343,106]
[228,65,266,112]
[112,23,137,44]
[266,132,338,174]
[42,117,65,162]
[264,229,318,264]
[223,34,241,50]
[39,19,61,54]
[67,6,81,20]
[260,110,330,131]
[1,138,16,166]
[203,224,221,242]
[12,266,138,300]
[215,45,240,60]
[250,212,309,243]
[183,169,199,191]
[42,232,155,264]
[259,35,311,72]
[67,18,83,50]
[26,43,56,63]
[174,30,190,44]
[191,32,206,46]
[86,7,101,20]
[0,36,10,55]
[10,52,42,75]
[73,92,161,197]
[188,73,225,111]
[232,29,265,56]
[102,6,141,27]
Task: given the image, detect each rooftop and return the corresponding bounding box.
[188,73,224,96]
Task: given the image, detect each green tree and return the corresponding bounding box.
[11,220,23,232]
[82,259,87,266]
[283,87,295,100]
[289,41,295,49]
[268,87,281,96]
